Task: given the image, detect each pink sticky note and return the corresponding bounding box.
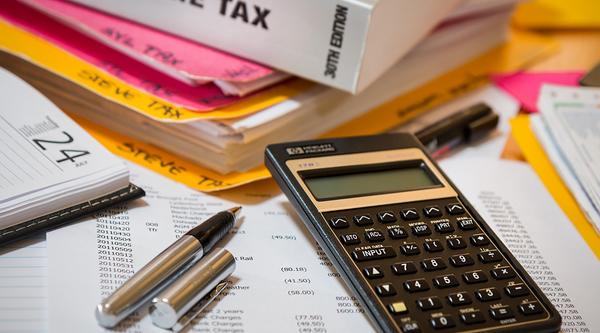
[1,1,240,111]
[23,0,274,84]
[492,71,583,113]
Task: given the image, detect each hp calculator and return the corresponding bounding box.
[265,133,561,333]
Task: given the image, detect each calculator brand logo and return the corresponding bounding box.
[286,143,336,156]
[286,147,305,155]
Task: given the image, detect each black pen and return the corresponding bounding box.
[95,206,241,328]
[415,103,498,158]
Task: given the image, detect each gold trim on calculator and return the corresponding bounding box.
[286,148,457,212]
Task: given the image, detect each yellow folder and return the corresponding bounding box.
[514,0,600,29]
[0,19,311,122]
[510,115,600,259]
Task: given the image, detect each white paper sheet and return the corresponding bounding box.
[440,158,600,332]
[47,163,376,332]
[0,237,47,333]
[46,159,599,332]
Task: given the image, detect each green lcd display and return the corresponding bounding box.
[303,162,440,201]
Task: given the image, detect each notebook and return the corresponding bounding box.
[0,68,144,245]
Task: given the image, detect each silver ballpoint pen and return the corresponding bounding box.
[95,206,241,328]
[150,248,236,331]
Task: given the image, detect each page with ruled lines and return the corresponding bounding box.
[0,237,47,333]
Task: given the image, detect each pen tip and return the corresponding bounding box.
[228,206,242,218]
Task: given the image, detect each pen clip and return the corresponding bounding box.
[171,280,229,332]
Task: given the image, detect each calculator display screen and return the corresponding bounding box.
[303,162,440,200]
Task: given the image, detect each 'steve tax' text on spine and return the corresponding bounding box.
[324,4,348,79]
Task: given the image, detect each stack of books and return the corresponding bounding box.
[1,0,521,175]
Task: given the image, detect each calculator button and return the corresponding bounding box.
[388,226,408,239]
[376,283,397,296]
[433,274,459,288]
[434,221,454,233]
[329,217,349,229]
[417,296,442,310]
[446,203,465,215]
[412,224,431,236]
[404,279,430,293]
[387,301,408,314]
[423,206,442,217]
[447,292,472,306]
[421,258,446,271]
[377,211,397,223]
[470,234,490,246]
[352,246,396,262]
[491,266,515,280]
[460,311,485,325]
[392,262,417,275]
[490,306,513,320]
[519,301,544,315]
[365,229,385,242]
[447,237,467,249]
[400,243,421,256]
[449,254,474,267]
[340,233,360,245]
[476,287,501,301]
[478,250,502,263]
[463,270,488,284]
[400,321,421,333]
[353,214,374,226]
[424,240,443,252]
[401,208,420,220]
[505,284,529,297]
[363,266,384,279]
[430,314,455,329]
[458,219,476,230]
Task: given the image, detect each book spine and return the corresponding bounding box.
[69,0,374,92]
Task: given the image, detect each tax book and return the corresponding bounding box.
[69,0,462,93]
[0,68,144,245]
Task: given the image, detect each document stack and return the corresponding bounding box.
[1,0,520,174]
[531,84,600,233]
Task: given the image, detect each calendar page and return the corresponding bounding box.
[0,68,128,225]
[0,68,122,203]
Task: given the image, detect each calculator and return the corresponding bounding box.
[265,133,561,333]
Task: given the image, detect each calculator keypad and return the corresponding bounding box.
[323,198,550,332]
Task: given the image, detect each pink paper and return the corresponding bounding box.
[24,0,273,84]
[492,71,583,113]
[1,1,240,111]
